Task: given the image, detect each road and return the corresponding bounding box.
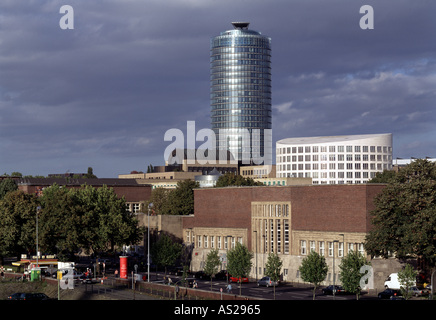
[141,271,378,300]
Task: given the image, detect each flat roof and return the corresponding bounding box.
[17,177,148,187]
[277,133,392,145]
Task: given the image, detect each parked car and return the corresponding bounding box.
[7,292,24,300]
[168,266,185,276]
[378,288,403,299]
[409,286,429,297]
[229,275,249,283]
[322,285,346,295]
[194,271,210,280]
[8,292,51,300]
[257,276,279,287]
[214,270,228,280]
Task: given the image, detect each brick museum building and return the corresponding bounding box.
[183,184,397,289]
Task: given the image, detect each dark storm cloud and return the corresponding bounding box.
[0,0,435,176]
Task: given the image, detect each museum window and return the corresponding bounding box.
[301,240,307,255]
[319,241,325,256]
[310,241,316,253]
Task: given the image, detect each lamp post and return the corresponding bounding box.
[147,202,153,282]
[36,206,41,267]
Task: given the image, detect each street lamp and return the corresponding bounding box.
[36,206,41,267]
[147,202,153,282]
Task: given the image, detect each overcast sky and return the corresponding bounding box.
[0,0,435,177]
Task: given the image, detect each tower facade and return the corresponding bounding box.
[210,22,272,164]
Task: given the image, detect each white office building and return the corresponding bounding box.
[276,133,393,184]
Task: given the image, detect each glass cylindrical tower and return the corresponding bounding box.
[210,22,271,164]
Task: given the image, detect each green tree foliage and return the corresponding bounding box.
[265,252,283,299]
[0,178,18,200]
[37,184,81,259]
[150,180,198,215]
[367,169,397,183]
[84,167,97,178]
[71,185,144,254]
[146,187,171,215]
[168,180,199,215]
[204,249,221,290]
[338,250,371,300]
[398,263,418,300]
[299,251,328,300]
[365,159,436,268]
[146,164,154,173]
[0,191,38,260]
[215,173,263,188]
[151,233,182,275]
[0,184,145,260]
[227,242,253,295]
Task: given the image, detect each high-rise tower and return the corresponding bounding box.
[210,22,272,164]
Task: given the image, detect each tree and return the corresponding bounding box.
[338,250,371,300]
[147,164,154,173]
[367,169,397,183]
[37,184,144,258]
[73,185,144,254]
[265,252,283,299]
[215,173,263,188]
[299,251,328,300]
[84,167,97,178]
[0,190,39,262]
[227,242,253,295]
[151,233,182,276]
[0,178,18,200]
[204,249,221,290]
[165,180,199,215]
[37,184,81,260]
[398,263,418,300]
[146,187,171,215]
[365,159,436,269]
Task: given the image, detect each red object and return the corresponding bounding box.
[229,276,249,283]
[120,256,128,279]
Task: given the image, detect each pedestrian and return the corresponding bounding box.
[175,284,179,297]
[114,269,118,278]
[226,283,232,293]
[168,277,172,285]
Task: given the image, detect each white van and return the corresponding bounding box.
[384,273,416,289]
